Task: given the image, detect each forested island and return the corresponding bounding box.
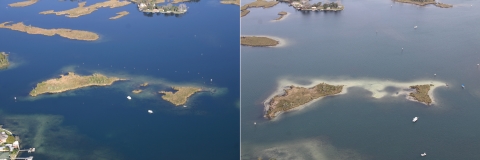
[159,87,202,106]
[29,72,125,96]
[0,22,99,41]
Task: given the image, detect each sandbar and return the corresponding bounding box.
[29,72,125,96]
[0,22,99,41]
[394,0,452,8]
[241,10,250,17]
[40,0,131,18]
[8,0,38,7]
[159,87,202,106]
[109,11,129,20]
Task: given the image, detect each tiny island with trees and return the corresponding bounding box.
[288,0,344,11]
[136,0,188,14]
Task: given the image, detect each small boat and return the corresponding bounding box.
[413,117,418,122]
[414,26,418,29]
[462,84,465,89]
[183,105,187,108]
[254,122,257,125]
[421,152,426,156]
[148,110,153,114]
[127,96,132,100]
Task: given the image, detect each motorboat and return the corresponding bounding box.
[148,110,153,114]
[462,84,465,89]
[414,26,418,29]
[421,152,426,156]
[127,96,132,100]
[413,117,418,122]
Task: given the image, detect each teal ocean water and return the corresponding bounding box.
[241,0,480,159]
[0,0,239,159]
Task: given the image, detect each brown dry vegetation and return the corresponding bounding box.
[220,0,240,6]
[265,83,343,119]
[159,87,202,106]
[109,11,129,19]
[132,89,143,94]
[40,0,131,18]
[409,84,433,105]
[29,72,124,96]
[240,0,279,17]
[0,22,99,41]
[8,0,38,7]
[0,52,9,69]
[275,11,287,20]
[241,36,279,47]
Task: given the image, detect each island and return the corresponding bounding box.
[0,125,21,160]
[8,0,38,7]
[39,0,131,18]
[290,1,344,11]
[0,52,9,69]
[0,22,99,41]
[241,0,279,17]
[409,84,433,105]
[220,0,240,6]
[132,89,143,94]
[274,11,287,20]
[109,11,129,20]
[241,36,279,47]
[159,87,202,106]
[265,83,343,119]
[29,72,125,97]
[394,0,452,8]
[136,1,188,14]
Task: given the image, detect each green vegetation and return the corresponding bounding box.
[5,135,15,144]
[0,52,9,69]
[29,72,124,96]
[409,84,433,105]
[159,87,202,106]
[265,83,343,119]
[322,2,339,9]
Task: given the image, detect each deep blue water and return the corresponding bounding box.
[0,0,239,159]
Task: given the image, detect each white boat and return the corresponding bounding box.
[421,152,426,156]
[413,117,418,122]
[148,110,153,114]
[414,26,418,29]
[183,105,187,108]
[127,96,132,100]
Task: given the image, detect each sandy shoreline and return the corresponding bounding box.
[264,77,447,118]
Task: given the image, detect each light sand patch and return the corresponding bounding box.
[8,0,38,7]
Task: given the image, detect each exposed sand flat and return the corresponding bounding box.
[220,0,240,6]
[40,0,131,18]
[109,11,129,19]
[8,0,38,7]
[172,0,191,3]
[395,0,452,8]
[0,22,99,41]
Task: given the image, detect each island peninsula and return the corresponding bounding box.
[29,72,124,97]
[265,83,343,119]
[241,36,279,47]
[159,87,202,106]
[0,22,99,41]
[409,84,433,105]
[394,0,452,8]
[241,0,279,17]
[110,11,129,19]
[8,0,38,7]
[40,0,131,18]
[0,52,9,69]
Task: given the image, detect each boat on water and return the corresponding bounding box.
[414,26,418,29]
[148,110,153,114]
[421,152,427,156]
[413,117,418,122]
[183,105,187,108]
[462,84,465,89]
[127,96,132,100]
